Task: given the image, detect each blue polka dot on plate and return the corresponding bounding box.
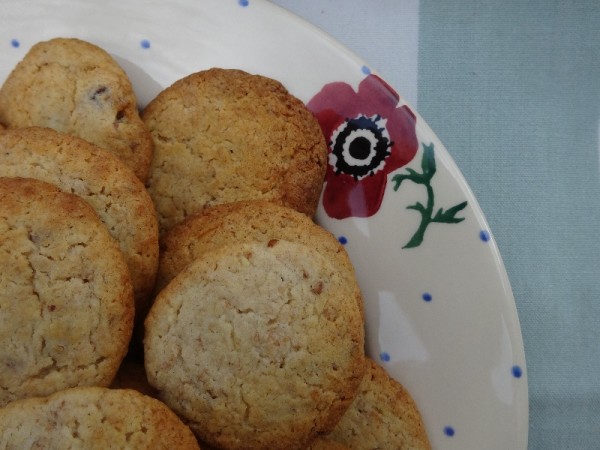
[238,0,249,6]
[140,39,151,49]
[422,292,432,302]
[512,365,523,378]
[479,229,491,242]
[444,426,455,437]
[379,351,390,362]
[10,38,20,48]
[337,235,348,245]
[361,65,371,75]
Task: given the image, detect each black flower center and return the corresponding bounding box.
[329,114,393,180]
[349,136,372,160]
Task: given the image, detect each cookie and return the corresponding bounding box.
[0,37,153,181]
[0,177,134,407]
[306,437,350,450]
[156,200,355,294]
[0,127,159,317]
[198,439,347,450]
[0,387,199,449]
[142,68,327,233]
[328,358,431,449]
[144,240,365,450]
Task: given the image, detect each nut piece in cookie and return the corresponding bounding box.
[0,127,159,320]
[0,387,199,449]
[144,240,365,450]
[142,68,327,233]
[0,38,153,182]
[328,358,431,450]
[0,177,134,407]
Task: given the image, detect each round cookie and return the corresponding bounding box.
[0,127,159,317]
[0,387,199,449]
[0,37,153,182]
[156,200,354,293]
[142,68,327,233]
[0,177,134,407]
[144,240,365,450]
[328,358,431,449]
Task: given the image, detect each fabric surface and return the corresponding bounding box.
[272,1,600,449]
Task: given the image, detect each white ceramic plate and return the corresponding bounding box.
[0,1,528,448]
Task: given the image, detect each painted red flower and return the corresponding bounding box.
[307,74,418,219]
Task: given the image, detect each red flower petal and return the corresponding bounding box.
[323,171,389,219]
[354,74,400,118]
[307,81,363,117]
[312,109,346,150]
[382,105,418,174]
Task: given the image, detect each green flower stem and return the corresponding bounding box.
[392,143,467,249]
[403,182,435,248]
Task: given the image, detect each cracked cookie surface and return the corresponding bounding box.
[142,68,327,234]
[0,177,134,407]
[0,37,153,182]
[0,387,199,449]
[144,239,365,450]
[0,127,159,317]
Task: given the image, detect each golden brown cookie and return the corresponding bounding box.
[0,177,134,407]
[0,38,153,181]
[306,437,350,450]
[0,127,159,317]
[144,240,365,450]
[142,68,327,233]
[156,200,354,293]
[0,387,200,449]
[328,358,431,449]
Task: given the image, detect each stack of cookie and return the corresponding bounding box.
[0,37,430,449]
[0,38,194,448]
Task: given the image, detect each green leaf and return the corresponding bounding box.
[402,232,425,249]
[432,201,468,223]
[406,201,426,214]
[392,174,409,191]
[421,143,437,180]
[392,169,425,190]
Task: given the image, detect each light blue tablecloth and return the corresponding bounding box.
[271,1,600,448]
